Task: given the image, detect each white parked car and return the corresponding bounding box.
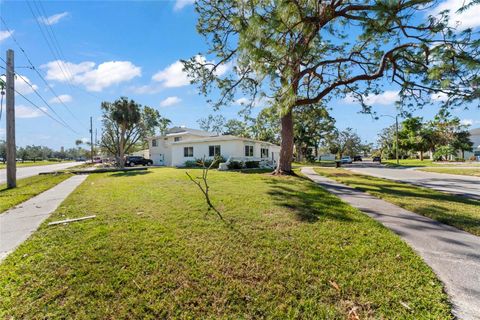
[340,156,353,164]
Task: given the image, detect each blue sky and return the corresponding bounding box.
[0,0,479,149]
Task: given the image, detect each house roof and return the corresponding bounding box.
[171,134,280,146]
[149,127,217,139]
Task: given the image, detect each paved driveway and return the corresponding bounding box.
[0,162,80,184]
[346,163,480,200]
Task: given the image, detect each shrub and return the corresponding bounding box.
[470,155,477,161]
[203,155,226,169]
[433,146,456,161]
[227,160,243,170]
[244,161,260,168]
[184,160,199,168]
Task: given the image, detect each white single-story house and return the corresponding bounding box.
[147,127,281,167]
[464,127,480,160]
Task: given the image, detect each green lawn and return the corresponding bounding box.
[292,160,336,168]
[0,174,73,213]
[0,168,451,319]
[383,159,480,167]
[0,160,74,169]
[419,167,480,177]
[314,168,480,236]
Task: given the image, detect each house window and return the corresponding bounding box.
[152,139,158,147]
[174,137,181,142]
[209,145,221,157]
[261,148,269,158]
[245,145,254,157]
[184,147,194,157]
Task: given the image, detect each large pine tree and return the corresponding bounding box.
[184,0,479,174]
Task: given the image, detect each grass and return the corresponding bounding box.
[314,168,480,236]
[0,174,73,213]
[0,160,74,169]
[0,168,451,319]
[383,159,480,167]
[418,167,480,177]
[292,160,336,168]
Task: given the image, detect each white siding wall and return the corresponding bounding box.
[171,140,242,166]
[464,133,480,159]
[171,140,281,167]
[150,134,208,166]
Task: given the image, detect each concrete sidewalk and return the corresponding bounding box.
[302,167,480,320]
[0,174,88,262]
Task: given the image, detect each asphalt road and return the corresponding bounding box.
[0,162,80,185]
[345,163,480,200]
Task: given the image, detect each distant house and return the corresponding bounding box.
[464,128,480,160]
[147,127,281,167]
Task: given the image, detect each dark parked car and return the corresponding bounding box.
[125,156,153,166]
[373,156,381,162]
[353,155,363,162]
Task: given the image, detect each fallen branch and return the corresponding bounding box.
[48,215,96,226]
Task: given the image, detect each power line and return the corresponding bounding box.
[34,0,76,83]
[26,0,74,90]
[0,16,89,131]
[14,88,78,134]
[27,0,101,99]
[15,73,78,132]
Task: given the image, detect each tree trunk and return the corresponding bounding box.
[274,109,294,175]
[118,126,126,168]
[420,151,424,161]
[462,150,465,160]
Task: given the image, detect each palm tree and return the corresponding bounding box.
[111,97,141,168]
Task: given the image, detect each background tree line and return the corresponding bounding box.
[0,140,89,163]
[376,110,474,161]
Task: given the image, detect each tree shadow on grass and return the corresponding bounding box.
[109,170,152,177]
[329,172,480,235]
[266,177,356,223]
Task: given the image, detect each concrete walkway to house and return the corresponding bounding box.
[0,174,88,263]
[301,167,480,320]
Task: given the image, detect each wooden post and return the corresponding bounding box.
[90,116,94,163]
[6,49,16,188]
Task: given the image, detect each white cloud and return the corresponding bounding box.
[41,60,141,92]
[49,94,72,104]
[174,0,195,11]
[152,60,191,88]
[130,84,163,94]
[15,105,47,118]
[152,56,231,88]
[0,30,14,43]
[431,92,449,102]
[431,0,480,29]
[1,74,38,95]
[343,90,399,106]
[461,119,480,126]
[234,96,271,108]
[38,12,69,26]
[160,96,182,107]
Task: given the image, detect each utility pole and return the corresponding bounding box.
[395,115,399,165]
[90,116,94,163]
[6,49,16,188]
